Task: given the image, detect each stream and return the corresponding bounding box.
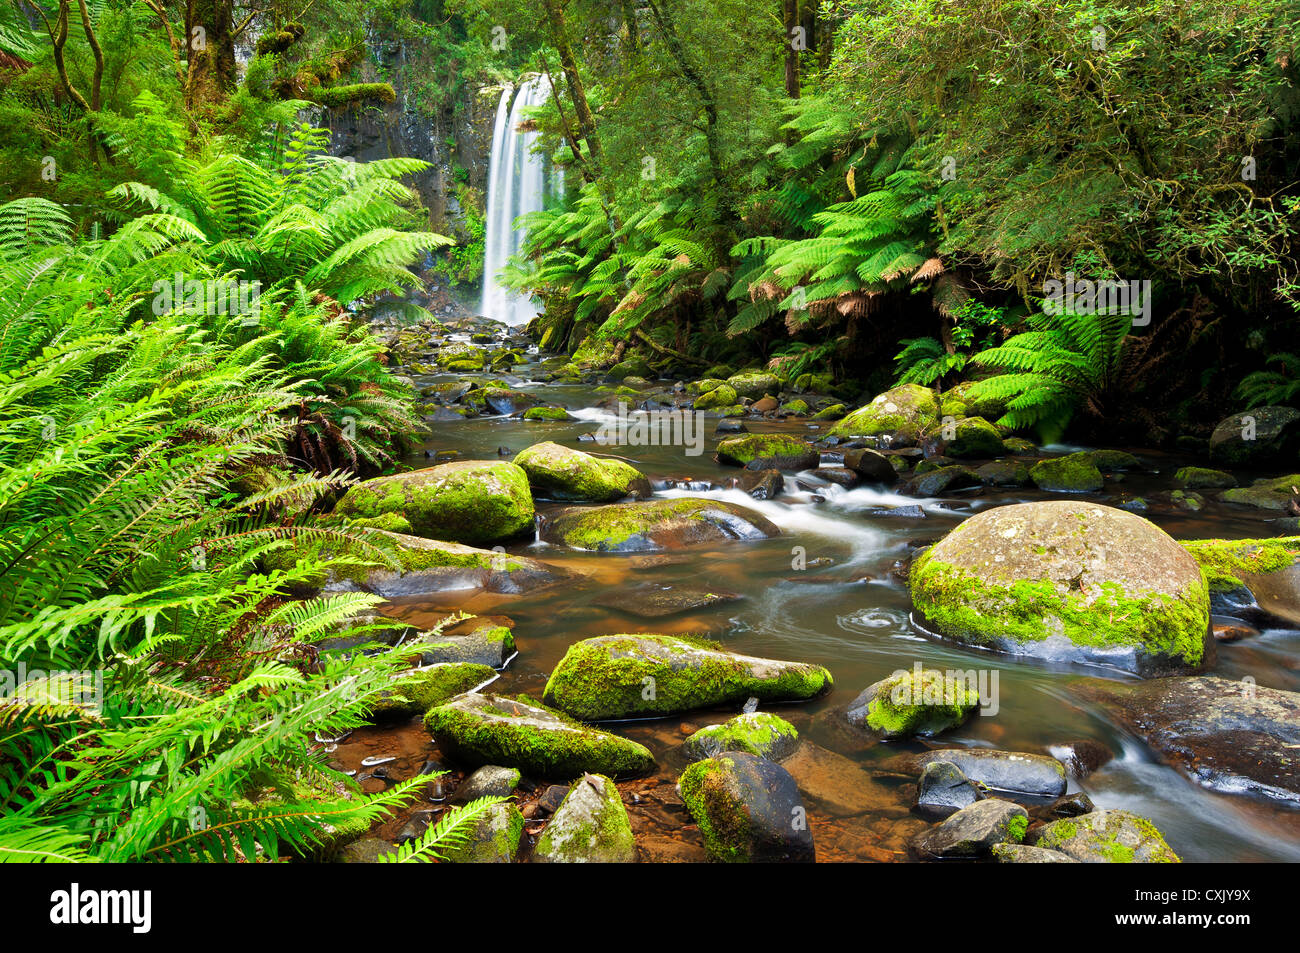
[327,318,1300,863]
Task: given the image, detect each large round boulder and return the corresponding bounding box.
[827,384,940,445]
[513,441,651,502]
[543,634,832,720]
[539,498,780,552]
[335,461,534,546]
[909,501,1212,676]
[715,433,819,470]
[726,371,781,400]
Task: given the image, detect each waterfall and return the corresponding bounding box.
[480,76,552,327]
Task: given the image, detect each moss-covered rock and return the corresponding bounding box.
[1180,535,1300,593]
[412,621,516,667]
[714,433,818,470]
[678,753,815,862]
[1174,466,1236,489]
[687,378,726,395]
[1083,449,1141,472]
[1034,810,1180,863]
[1220,473,1300,510]
[811,403,847,420]
[845,667,980,739]
[606,357,653,382]
[433,342,487,369]
[334,460,535,546]
[1029,453,1104,492]
[909,501,1213,676]
[514,441,651,502]
[682,712,800,762]
[694,383,739,410]
[901,464,980,497]
[976,459,1032,486]
[940,381,1008,421]
[522,405,571,421]
[943,416,1005,458]
[1209,405,1300,465]
[369,662,497,718]
[991,843,1080,863]
[827,384,940,444]
[441,802,524,863]
[779,399,811,416]
[235,767,370,859]
[726,371,781,400]
[544,634,830,720]
[423,693,655,778]
[539,498,780,552]
[532,773,636,863]
[913,798,1029,859]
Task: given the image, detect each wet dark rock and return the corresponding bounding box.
[451,765,521,804]
[914,760,984,819]
[396,810,434,844]
[860,504,927,519]
[1047,739,1115,779]
[976,459,1032,487]
[1209,405,1300,466]
[733,468,784,500]
[415,621,516,668]
[912,798,1029,859]
[537,784,570,815]
[816,466,860,488]
[715,419,748,434]
[911,749,1068,799]
[678,753,815,862]
[591,583,742,618]
[1069,676,1300,805]
[841,447,898,483]
[901,465,981,497]
[1037,791,1096,819]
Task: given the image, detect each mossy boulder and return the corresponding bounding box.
[1029,453,1104,492]
[606,357,653,382]
[678,753,815,862]
[909,501,1213,676]
[1208,405,1300,465]
[694,383,738,410]
[1182,535,1300,625]
[423,693,655,778]
[779,399,810,416]
[514,441,651,502]
[811,403,847,420]
[913,799,1029,859]
[522,405,571,421]
[334,461,535,546]
[235,767,370,859]
[433,343,487,369]
[687,378,726,395]
[827,384,940,444]
[539,498,780,552]
[413,621,516,667]
[369,663,497,718]
[845,667,980,739]
[1220,473,1300,510]
[682,712,800,762]
[940,381,1008,421]
[976,459,1032,486]
[715,433,818,470]
[1174,466,1235,489]
[1084,449,1141,472]
[532,773,636,863]
[270,530,564,597]
[942,416,1005,459]
[1034,810,1180,863]
[543,634,832,720]
[726,371,781,400]
[992,843,1080,863]
[441,802,524,864]
[901,464,979,497]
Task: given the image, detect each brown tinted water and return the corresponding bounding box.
[329,338,1300,862]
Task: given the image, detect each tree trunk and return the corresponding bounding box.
[783,0,800,98]
[542,0,603,171]
[185,0,236,110]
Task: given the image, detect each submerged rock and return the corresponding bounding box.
[912,798,1029,859]
[513,441,651,502]
[335,461,534,546]
[828,384,940,445]
[909,501,1213,676]
[423,693,655,779]
[542,634,832,720]
[910,749,1068,799]
[678,753,815,862]
[1174,466,1236,489]
[532,773,636,863]
[1069,676,1300,805]
[590,583,742,618]
[1180,536,1300,625]
[1220,474,1300,511]
[1034,810,1180,863]
[715,433,818,470]
[991,843,1080,864]
[682,712,801,762]
[539,498,780,552]
[844,667,981,739]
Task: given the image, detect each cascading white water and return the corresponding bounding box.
[480,76,552,326]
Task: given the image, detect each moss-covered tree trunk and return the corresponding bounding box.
[185,0,236,111]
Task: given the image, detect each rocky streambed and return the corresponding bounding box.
[312,315,1300,863]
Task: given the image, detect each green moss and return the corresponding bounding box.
[944,416,1005,458]
[910,548,1209,665]
[687,378,726,395]
[694,383,739,410]
[678,757,752,862]
[1029,454,1104,492]
[779,399,811,415]
[714,433,815,466]
[1220,473,1300,510]
[545,498,755,551]
[312,82,397,108]
[1181,536,1300,592]
[522,406,570,420]
[811,403,847,420]
[533,775,635,862]
[542,634,831,720]
[863,668,980,738]
[1007,814,1029,844]
[441,803,524,863]
[827,384,940,440]
[514,441,647,502]
[685,712,799,759]
[369,663,496,717]
[345,512,414,534]
[1035,812,1180,863]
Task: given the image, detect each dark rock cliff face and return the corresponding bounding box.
[319,40,503,239]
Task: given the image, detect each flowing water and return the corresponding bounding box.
[479,76,554,327]
[326,329,1300,863]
